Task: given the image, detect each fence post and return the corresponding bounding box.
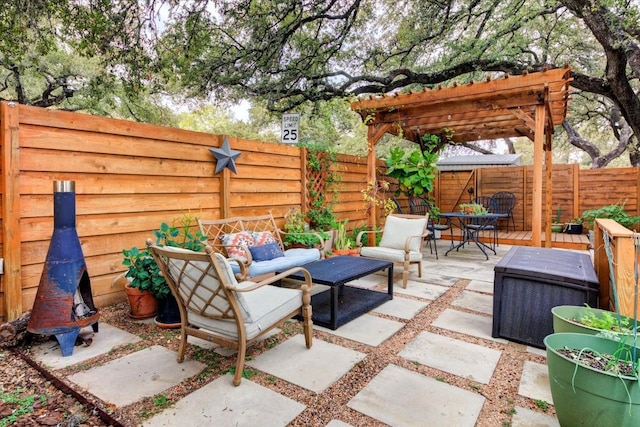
[1,101,23,320]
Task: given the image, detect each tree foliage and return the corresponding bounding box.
[2,1,640,166]
[154,0,640,166]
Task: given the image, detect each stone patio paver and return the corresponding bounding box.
[187,328,280,354]
[433,308,507,344]
[31,323,142,370]
[142,375,306,427]
[394,281,450,300]
[371,296,429,320]
[317,313,405,346]
[66,345,205,407]
[399,331,501,384]
[452,290,494,315]
[465,278,494,293]
[413,272,460,288]
[347,364,485,427]
[512,406,560,427]
[246,334,366,393]
[519,360,553,404]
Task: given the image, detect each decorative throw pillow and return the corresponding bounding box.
[253,231,277,246]
[221,231,255,263]
[249,242,285,262]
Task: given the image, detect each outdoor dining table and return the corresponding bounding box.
[439,212,508,259]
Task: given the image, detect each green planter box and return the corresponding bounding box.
[545,333,640,427]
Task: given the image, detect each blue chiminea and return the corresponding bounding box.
[28,181,100,356]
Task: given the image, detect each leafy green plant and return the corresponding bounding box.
[153,213,208,251]
[0,390,47,427]
[385,143,439,197]
[568,217,583,224]
[578,305,634,334]
[582,201,640,230]
[534,399,550,411]
[304,145,339,230]
[333,219,351,250]
[282,206,327,247]
[352,222,382,246]
[361,180,397,216]
[122,246,169,298]
[122,213,208,299]
[459,203,487,215]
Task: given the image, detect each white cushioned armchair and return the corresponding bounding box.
[357,214,430,288]
[147,239,313,386]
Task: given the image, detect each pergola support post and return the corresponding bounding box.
[532,103,546,247]
[366,124,390,243]
[544,131,553,248]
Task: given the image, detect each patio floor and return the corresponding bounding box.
[29,241,575,426]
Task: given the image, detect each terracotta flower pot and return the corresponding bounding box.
[333,249,350,256]
[124,281,157,320]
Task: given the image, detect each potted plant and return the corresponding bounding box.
[544,332,640,426]
[427,204,450,239]
[564,217,583,234]
[119,247,160,319]
[333,219,351,255]
[459,203,487,215]
[121,213,208,328]
[545,236,640,426]
[552,305,637,341]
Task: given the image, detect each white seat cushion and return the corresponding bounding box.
[359,246,423,262]
[186,285,302,341]
[379,215,427,252]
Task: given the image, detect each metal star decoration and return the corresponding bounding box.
[209,137,241,174]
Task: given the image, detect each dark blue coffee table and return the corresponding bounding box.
[284,256,393,330]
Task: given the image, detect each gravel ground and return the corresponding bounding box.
[1,278,555,426]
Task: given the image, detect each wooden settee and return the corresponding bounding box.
[198,213,324,280]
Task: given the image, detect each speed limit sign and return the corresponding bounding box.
[281,113,300,144]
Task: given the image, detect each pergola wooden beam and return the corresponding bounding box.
[351,66,573,246]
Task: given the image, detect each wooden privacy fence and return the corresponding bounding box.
[3,101,640,322]
[0,102,373,322]
[433,164,640,231]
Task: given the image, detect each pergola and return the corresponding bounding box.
[350,66,573,247]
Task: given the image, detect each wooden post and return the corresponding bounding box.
[544,131,553,248]
[366,124,390,239]
[1,102,22,320]
[531,104,545,247]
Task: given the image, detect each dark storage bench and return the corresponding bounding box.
[492,246,599,348]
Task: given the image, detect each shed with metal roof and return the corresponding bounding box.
[437,154,522,171]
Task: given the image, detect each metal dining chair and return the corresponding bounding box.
[491,191,516,232]
[409,196,445,259]
[465,196,500,251]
